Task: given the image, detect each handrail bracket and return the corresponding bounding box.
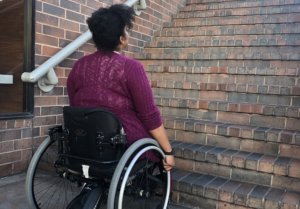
[37,68,59,92]
[134,0,147,15]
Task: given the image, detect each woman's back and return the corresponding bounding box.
[67,50,162,145]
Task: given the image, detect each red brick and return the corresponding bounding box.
[35,97,57,106]
[240,104,251,113]
[272,175,300,193]
[240,127,253,138]
[218,202,252,209]
[195,162,230,178]
[14,138,33,150]
[0,151,22,164]
[228,126,240,137]
[258,156,276,173]
[280,144,300,159]
[14,120,25,128]
[41,45,59,57]
[218,150,238,166]
[205,123,217,134]
[232,151,249,168]
[0,164,12,177]
[287,118,300,131]
[281,192,300,209]
[218,112,249,125]
[219,181,241,203]
[175,158,194,171]
[0,141,14,153]
[199,101,209,109]
[289,159,300,178]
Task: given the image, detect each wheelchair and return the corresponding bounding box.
[25,106,171,209]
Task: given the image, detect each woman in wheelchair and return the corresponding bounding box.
[25,4,174,209]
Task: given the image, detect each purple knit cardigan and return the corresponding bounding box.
[67,50,162,145]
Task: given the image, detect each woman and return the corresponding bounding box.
[67,4,174,171]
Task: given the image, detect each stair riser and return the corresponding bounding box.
[141,60,300,77]
[171,169,300,209]
[153,81,300,96]
[140,46,300,61]
[168,13,300,28]
[149,34,300,47]
[172,189,299,209]
[174,158,300,192]
[157,23,300,36]
[172,191,219,209]
[160,106,299,130]
[184,0,300,12]
[150,73,299,88]
[166,129,300,158]
[156,97,300,119]
[154,88,300,108]
[171,141,300,179]
[177,4,300,18]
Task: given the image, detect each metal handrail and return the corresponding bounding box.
[21,0,146,92]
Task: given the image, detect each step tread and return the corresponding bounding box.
[163,116,300,146]
[156,23,300,37]
[170,140,300,179]
[177,4,300,18]
[147,34,300,47]
[141,59,300,77]
[184,0,300,11]
[171,168,300,209]
[166,13,300,28]
[154,96,300,119]
[152,81,300,96]
[153,87,300,109]
[137,46,300,61]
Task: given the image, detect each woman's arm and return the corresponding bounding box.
[126,59,175,170]
[149,125,175,171]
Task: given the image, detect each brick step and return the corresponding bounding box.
[171,141,300,187]
[153,87,300,108]
[171,169,300,209]
[161,104,299,131]
[150,76,300,93]
[166,13,300,28]
[163,116,300,156]
[155,96,300,119]
[138,46,300,61]
[186,0,235,4]
[161,106,300,131]
[147,34,300,48]
[156,23,300,37]
[177,4,300,18]
[184,0,300,12]
[141,60,300,77]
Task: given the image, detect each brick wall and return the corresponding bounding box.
[0,0,186,178]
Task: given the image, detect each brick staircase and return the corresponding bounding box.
[137,0,300,208]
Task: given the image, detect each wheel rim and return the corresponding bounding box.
[117,145,170,209]
[31,139,82,209]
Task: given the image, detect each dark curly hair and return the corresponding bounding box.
[87,4,135,51]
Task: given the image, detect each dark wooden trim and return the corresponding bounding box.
[0,0,35,120]
[23,0,35,115]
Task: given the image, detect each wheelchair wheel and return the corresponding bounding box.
[25,135,82,209]
[107,138,171,209]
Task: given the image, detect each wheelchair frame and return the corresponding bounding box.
[25,126,171,209]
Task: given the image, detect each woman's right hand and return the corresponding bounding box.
[163,154,175,171]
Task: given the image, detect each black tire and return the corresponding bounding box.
[25,136,82,209]
[107,138,171,209]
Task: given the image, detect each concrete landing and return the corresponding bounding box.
[0,173,192,209]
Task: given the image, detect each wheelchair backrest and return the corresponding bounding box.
[63,106,126,163]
